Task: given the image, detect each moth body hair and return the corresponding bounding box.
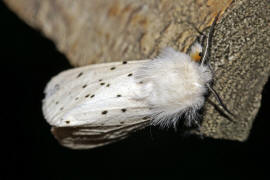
[135,47,212,128]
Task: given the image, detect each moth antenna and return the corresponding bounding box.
[188,22,204,36]
[201,12,220,66]
[200,13,235,122]
[182,20,206,45]
[206,83,235,121]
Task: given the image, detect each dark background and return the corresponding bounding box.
[1,2,269,179]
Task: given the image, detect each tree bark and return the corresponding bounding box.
[4,0,270,144]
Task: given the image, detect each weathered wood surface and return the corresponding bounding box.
[4,0,270,145]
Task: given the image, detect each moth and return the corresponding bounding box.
[42,14,231,149]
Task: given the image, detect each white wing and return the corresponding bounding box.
[42,60,151,127]
[51,120,150,149]
[42,60,153,149]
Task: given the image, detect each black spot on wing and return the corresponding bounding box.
[122,61,127,64]
[99,79,103,82]
[121,109,127,112]
[128,73,133,77]
[65,120,70,124]
[85,94,95,98]
[100,82,105,86]
[116,94,122,97]
[82,84,87,88]
[110,67,116,70]
[106,84,110,87]
[101,110,108,115]
[77,72,83,78]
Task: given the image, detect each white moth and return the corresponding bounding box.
[42,15,226,149]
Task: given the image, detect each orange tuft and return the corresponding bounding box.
[191,52,202,62]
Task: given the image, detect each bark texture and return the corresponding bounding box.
[4,0,270,143]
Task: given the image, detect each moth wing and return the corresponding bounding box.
[51,119,150,149]
[42,60,151,127]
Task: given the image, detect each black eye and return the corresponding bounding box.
[199,52,202,57]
